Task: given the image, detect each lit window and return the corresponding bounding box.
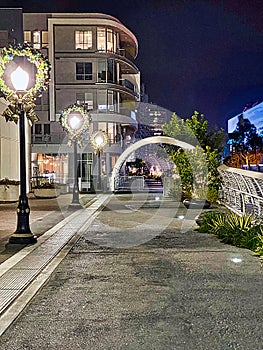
[98,122,107,130]
[33,31,41,49]
[75,31,92,50]
[97,28,117,53]
[107,29,113,52]
[24,31,31,43]
[76,62,93,80]
[42,31,48,48]
[97,27,106,51]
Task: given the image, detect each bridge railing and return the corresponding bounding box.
[218,164,263,218]
[114,176,145,192]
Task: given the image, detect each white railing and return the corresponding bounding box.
[114,176,145,191]
[218,164,263,218]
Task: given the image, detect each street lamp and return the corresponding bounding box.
[0,44,50,244]
[60,105,90,208]
[9,67,34,244]
[90,130,108,191]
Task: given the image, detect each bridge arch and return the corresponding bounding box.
[110,136,195,191]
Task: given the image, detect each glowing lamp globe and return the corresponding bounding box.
[68,112,83,130]
[10,66,29,91]
[94,134,104,147]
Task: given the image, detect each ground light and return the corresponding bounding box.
[0,43,50,244]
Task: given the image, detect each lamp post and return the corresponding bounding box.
[59,105,90,208]
[90,130,108,192]
[10,68,35,244]
[0,44,50,244]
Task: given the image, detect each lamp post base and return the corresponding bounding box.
[8,233,37,245]
[68,203,83,210]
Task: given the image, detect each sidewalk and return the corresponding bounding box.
[0,194,262,349]
[0,193,96,263]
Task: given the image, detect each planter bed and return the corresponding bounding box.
[34,188,60,199]
[0,184,19,202]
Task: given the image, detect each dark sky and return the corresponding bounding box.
[1,0,263,129]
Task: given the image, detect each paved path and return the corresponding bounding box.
[0,194,262,350]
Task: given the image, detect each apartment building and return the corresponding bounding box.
[22,12,140,191]
[0,8,23,181]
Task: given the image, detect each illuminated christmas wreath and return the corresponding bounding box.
[90,130,108,154]
[0,43,51,102]
[60,105,90,146]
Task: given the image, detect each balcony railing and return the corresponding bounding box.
[31,133,67,144]
[31,132,135,150]
[118,48,134,62]
[120,78,135,92]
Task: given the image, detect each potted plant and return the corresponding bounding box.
[33,182,61,199]
[0,178,20,202]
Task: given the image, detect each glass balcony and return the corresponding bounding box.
[117,48,134,63]
[31,133,67,144]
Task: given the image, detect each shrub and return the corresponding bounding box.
[33,182,57,189]
[168,177,182,201]
[196,211,224,233]
[196,211,263,256]
[0,178,20,185]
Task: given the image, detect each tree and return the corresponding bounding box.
[231,114,262,152]
[186,110,226,153]
[162,110,226,202]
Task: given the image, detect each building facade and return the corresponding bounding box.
[0,8,23,182]
[23,12,140,191]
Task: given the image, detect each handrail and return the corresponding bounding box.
[218,164,263,218]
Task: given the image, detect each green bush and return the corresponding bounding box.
[0,178,20,185]
[206,187,219,203]
[33,182,57,189]
[196,211,263,256]
[196,211,224,233]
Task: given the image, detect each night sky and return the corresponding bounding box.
[1,0,263,129]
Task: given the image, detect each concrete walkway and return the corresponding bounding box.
[0,194,262,350]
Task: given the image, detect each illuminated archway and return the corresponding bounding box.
[111,136,195,191]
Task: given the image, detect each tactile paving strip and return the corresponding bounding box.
[0,194,110,315]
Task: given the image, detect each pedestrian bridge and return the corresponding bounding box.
[219,164,263,217]
[110,136,195,192]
